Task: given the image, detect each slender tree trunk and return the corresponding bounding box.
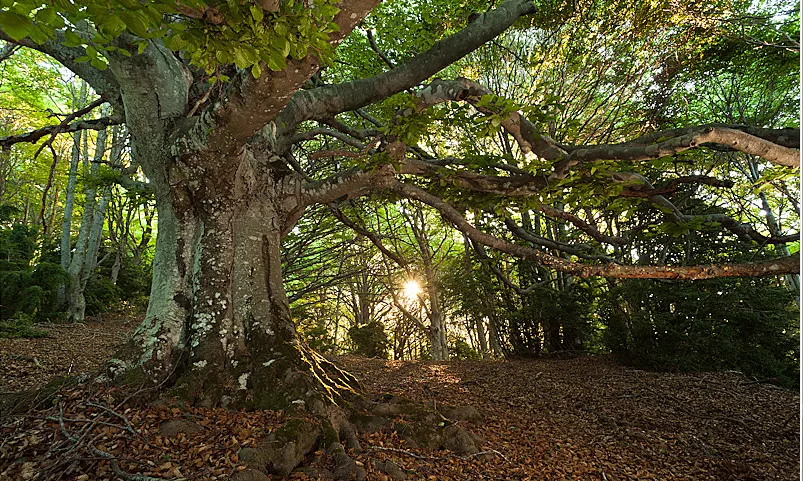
[62,125,110,322]
[60,132,82,271]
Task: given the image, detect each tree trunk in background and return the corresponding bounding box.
[63,123,109,322]
[746,158,800,305]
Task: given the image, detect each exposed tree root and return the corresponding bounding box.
[1,352,485,480]
[231,393,485,480]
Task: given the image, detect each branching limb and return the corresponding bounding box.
[188,1,380,155]
[299,164,397,208]
[620,124,799,149]
[389,181,800,279]
[0,108,121,149]
[279,0,538,129]
[611,172,799,244]
[290,127,367,150]
[0,42,19,62]
[557,127,800,175]
[470,239,550,294]
[619,175,734,197]
[503,218,620,262]
[329,204,409,267]
[410,78,565,160]
[533,204,629,247]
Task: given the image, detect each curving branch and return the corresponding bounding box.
[0,112,122,149]
[502,217,618,262]
[556,127,800,175]
[610,172,800,245]
[534,204,629,247]
[329,205,409,268]
[470,239,549,295]
[0,28,121,102]
[388,181,800,280]
[299,164,397,208]
[619,125,799,149]
[277,0,538,131]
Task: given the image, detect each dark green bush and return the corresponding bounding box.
[450,338,480,360]
[85,276,123,315]
[0,315,49,338]
[348,321,389,358]
[600,278,799,388]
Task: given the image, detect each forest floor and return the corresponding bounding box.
[0,314,799,480]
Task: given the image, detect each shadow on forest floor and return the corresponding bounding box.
[0,316,798,480]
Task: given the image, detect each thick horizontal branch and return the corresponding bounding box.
[558,127,800,174]
[389,181,800,280]
[620,175,734,197]
[399,157,548,195]
[300,164,397,208]
[621,125,799,149]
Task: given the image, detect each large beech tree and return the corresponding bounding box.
[0,0,799,462]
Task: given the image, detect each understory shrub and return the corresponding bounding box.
[348,321,389,358]
[600,278,799,388]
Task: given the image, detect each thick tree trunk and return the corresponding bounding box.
[115,147,357,413]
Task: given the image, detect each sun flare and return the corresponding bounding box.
[402,280,422,299]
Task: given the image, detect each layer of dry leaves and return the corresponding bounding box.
[0,313,799,480]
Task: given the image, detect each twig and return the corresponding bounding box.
[86,401,141,437]
[46,416,131,434]
[369,445,510,462]
[88,445,172,481]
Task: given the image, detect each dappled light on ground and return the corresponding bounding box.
[0,321,798,480]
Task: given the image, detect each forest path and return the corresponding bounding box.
[0,317,798,480]
[341,355,799,480]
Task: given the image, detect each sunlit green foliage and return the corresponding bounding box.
[0,0,342,79]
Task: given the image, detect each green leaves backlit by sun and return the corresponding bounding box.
[0,0,342,80]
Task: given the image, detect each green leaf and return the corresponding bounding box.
[90,57,108,70]
[249,5,264,23]
[0,11,33,41]
[251,62,262,79]
[64,30,83,47]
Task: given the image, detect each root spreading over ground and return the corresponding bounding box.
[0,316,798,480]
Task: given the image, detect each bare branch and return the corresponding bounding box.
[470,239,550,294]
[0,114,121,149]
[299,165,397,208]
[556,127,800,175]
[503,217,619,261]
[329,204,409,267]
[366,29,395,70]
[534,204,629,247]
[389,181,800,280]
[0,42,19,62]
